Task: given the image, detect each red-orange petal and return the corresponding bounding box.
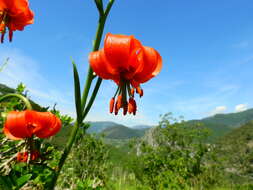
[4,0,34,31]
[0,1,7,10]
[3,123,22,140]
[35,113,62,138]
[89,49,119,80]
[104,33,134,72]
[4,111,32,139]
[133,46,162,83]
[8,10,34,31]
[151,50,162,77]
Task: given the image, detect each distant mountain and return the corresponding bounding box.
[101,125,148,139]
[131,125,152,130]
[199,109,253,128]
[87,121,121,133]
[187,109,253,141]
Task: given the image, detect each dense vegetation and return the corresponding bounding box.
[1,83,253,189]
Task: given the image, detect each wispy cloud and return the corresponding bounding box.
[232,41,249,49]
[162,83,240,120]
[0,47,74,115]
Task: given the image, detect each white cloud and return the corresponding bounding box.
[209,106,227,116]
[235,104,247,112]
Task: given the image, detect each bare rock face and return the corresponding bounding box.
[136,126,160,156]
[142,127,160,147]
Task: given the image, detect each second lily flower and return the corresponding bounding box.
[89,33,162,115]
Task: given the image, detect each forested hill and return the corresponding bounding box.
[186,109,253,140]
[215,121,253,178]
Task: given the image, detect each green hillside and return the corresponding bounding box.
[193,109,253,128]
[0,83,15,94]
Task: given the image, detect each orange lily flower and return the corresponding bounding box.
[0,0,34,43]
[3,110,61,140]
[89,33,162,115]
[17,150,40,162]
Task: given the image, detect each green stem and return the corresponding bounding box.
[80,16,106,111]
[50,1,115,189]
[0,93,32,110]
[82,77,102,120]
[80,0,115,111]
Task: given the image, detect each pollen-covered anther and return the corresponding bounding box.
[131,88,135,97]
[123,103,128,115]
[128,98,134,114]
[114,100,119,115]
[136,86,143,98]
[116,95,122,110]
[128,98,137,115]
[109,97,115,113]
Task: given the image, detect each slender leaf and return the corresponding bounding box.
[72,61,82,122]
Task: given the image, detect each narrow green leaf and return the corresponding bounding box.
[16,174,32,187]
[72,61,82,122]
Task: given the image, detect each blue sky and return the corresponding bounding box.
[0,0,253,126]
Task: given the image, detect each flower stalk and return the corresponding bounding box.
[0,93,33,110]
[49,0,115,189]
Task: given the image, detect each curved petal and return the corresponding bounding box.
[89,49,119,80]
[103,33,134,71]
[124,39,144,80]
[130,80,140,88]
[3,123,22,140]
[133,46,162,83]
[0,1,7,10]
[151,50,162,77]
[8,9,34,31]
[25,110,44,134]
[6,0,31,15]
[4,111,32,139]
[35,113,62,138]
